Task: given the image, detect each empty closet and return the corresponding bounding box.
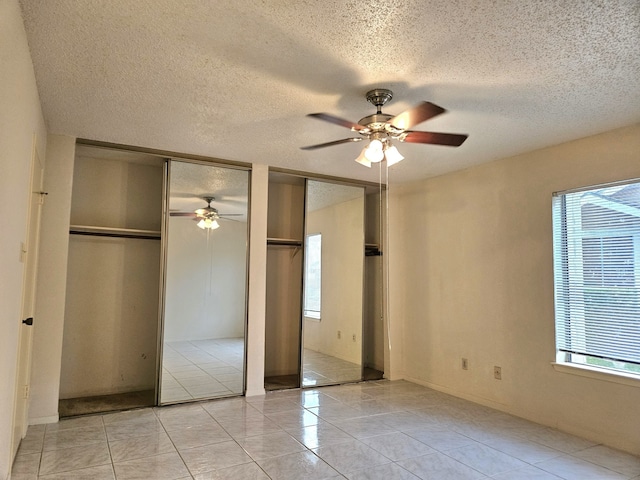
[60,146,163,415]
[264,173,305,390]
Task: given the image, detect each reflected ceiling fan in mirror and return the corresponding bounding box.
[301,88,468,167]
[169,196,242,230]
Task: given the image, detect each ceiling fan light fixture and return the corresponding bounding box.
[354,147,372,167]
[197,217,220,230]
[384,144,404,166]
[364,139,384,163]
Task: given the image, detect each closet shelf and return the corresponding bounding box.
[267,237,303,247]
[69,225,161,239]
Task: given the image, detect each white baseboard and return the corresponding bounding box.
[29,414,59,425]
[244,388,266,397]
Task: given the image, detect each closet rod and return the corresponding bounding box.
[69,225,161,240]
[267,238,303,247]
[365,243,382,256]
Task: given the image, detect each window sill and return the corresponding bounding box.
[552,362,640,388]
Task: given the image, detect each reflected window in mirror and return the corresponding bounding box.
[304,233,321,320]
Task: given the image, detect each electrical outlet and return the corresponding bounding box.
[352,334,356,342]
[337,330,341,339]
[462,358,469,370]
[494,366,502,380]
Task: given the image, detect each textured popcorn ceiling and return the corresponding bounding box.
[19,0,640,183]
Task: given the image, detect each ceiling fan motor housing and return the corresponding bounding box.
[194,197,220,219]
[358,113,393,131]
[360,90,402,140]
[365,88,393,109]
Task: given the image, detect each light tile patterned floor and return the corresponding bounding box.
[12,380,640,479]
[302,350,362,387]
[161,339,245,403]
[163,338,363,399]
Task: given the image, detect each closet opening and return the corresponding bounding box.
[60,145,163,416]
[264,170,386,392]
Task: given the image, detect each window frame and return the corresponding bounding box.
[552,179,640,381]
[303,232,322,320]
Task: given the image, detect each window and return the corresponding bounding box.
[552,181,640,376]
[304,233,321,319]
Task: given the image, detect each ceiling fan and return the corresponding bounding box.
[301,88,468,167]
[169,196,242,230]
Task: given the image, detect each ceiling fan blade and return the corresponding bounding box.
[390,102,446,130]
[300,137,364,150]
[402,131,468,147]
[219,213,244,217]
[307,113,366,131]
[169,212,197,217]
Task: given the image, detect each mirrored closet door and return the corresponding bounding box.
[301,180,365,387]
[160,160,249,404]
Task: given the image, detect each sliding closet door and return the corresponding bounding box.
[302,180,365,387]
[160,161,249,404]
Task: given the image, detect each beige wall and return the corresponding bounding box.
[0,1,48,476]
[61,237,161,397]
[388,123,640,453]
[29,135,75,422]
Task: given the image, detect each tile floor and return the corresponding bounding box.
[161,339,245,403]
[302,350,363,387]
[12,380,640,479]
[163,338,365,399]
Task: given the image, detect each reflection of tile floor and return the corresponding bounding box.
[14,380,640,479]
[302,349,362,387]
[161,338,244,403]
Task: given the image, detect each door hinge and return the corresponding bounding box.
[23,385,29,399]
[37,191,48,205]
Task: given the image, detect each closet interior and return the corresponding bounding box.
[264,173,305,390]
[60,146,163,416]
[363,187,385,380]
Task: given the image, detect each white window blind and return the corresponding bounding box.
[552,181,640,376]
[304,233,321,319]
